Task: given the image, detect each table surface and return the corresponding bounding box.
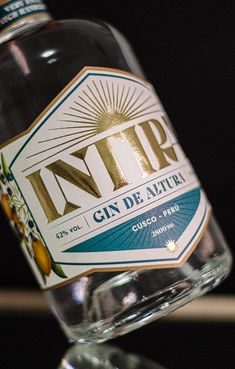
[1,309,235,369]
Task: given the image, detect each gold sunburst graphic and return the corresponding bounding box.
[26,76,160,166]
[55,79,160,136]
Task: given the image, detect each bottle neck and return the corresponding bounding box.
[0,0,52,44]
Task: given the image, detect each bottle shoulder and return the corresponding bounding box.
[0,18,142,75]
[0,18,144,144]
[0,19,116,64]
[0,18,110,44]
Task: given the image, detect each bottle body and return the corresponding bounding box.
[47,217,231,342]
[0,19,232,343]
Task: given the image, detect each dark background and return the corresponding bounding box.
[0,2,234,369]
[0,1,234,292]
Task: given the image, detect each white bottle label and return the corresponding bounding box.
[0,67,211,289]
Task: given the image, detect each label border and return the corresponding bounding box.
[0,66,211,290]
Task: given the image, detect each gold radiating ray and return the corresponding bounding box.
[92,81,107,112]
[29,130,97,159]
[112,82,115,110]
[106,80,112,108]
[86,85,106,114]
[122,87,137,116]
[124,90,144,116]
[23,132,98,173]
[125,95,151,116]
[75,99,102,118]
[69,105,100,120]
[81,91,104,115]
[73,101,100,119]
[120,86,131,115]
[63,112,98,123]
[58,119,97,127]
[49,126,97,130]
[118,84,125,111]
[128,110,161,121]
[99,80,109,106]
[127,102,159,120]
[115,83,120,112]
[38,128,96,144]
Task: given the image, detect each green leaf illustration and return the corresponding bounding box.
[51,259,67,279]
[1,153,10,177]
[23,207,27,217]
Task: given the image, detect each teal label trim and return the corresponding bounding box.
[0,0,47,31]
[64,188,201,255]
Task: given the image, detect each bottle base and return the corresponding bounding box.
[61,252,232,343]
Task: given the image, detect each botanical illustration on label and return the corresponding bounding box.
[0,67,211,289]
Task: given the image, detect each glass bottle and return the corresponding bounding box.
[0,0,232,343]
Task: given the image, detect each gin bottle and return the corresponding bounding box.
[0,0,232,343]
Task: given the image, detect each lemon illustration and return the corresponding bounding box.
[1,194,13,220]
[32,239,51,276]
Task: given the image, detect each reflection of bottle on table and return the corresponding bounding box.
[58,343,167,369]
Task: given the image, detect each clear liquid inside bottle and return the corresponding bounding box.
[0,19,232,343]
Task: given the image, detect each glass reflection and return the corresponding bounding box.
[58,343,167,369]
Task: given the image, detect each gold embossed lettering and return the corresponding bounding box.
[27,153,101,223]
[95,137,129,191]
[140,119,178,169]
[26,170,65,223]
[120,126,156,178]
[46,158,101,199]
